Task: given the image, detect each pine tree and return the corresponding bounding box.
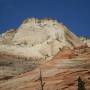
[77,76,86,90]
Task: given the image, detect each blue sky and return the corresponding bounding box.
[0,0,90,37]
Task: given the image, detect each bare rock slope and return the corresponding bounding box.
[0,18,90,90]
[0,18,85,60]
[0,47,90,90]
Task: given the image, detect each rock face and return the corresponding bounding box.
[0,18,85,60]
[0,18,90,90]
[80,37,90,47]
[0,48,90,90]
[13,18,83,47]
[0,29,17,44]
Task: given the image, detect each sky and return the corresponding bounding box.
[0,0,90,37]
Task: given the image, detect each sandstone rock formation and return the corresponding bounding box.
[0,48,90,90]
[0,18,90,90]
[0,18,85,60]
[0,29,17,44]
[80,36,90,47]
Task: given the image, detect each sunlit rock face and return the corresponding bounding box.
[0,29,17,44]
[0,18,89,90]
[80,36,90,47]
[13,18,83,47]
[0,18,84,60]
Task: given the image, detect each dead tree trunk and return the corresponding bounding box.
[38,68,45,90]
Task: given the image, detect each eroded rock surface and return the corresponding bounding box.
[0,18,89,90]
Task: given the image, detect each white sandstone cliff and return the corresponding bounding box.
[0,18,85,60]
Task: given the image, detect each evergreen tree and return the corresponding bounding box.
[78,76,86,90]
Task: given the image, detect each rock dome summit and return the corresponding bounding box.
[0,18,86,60]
